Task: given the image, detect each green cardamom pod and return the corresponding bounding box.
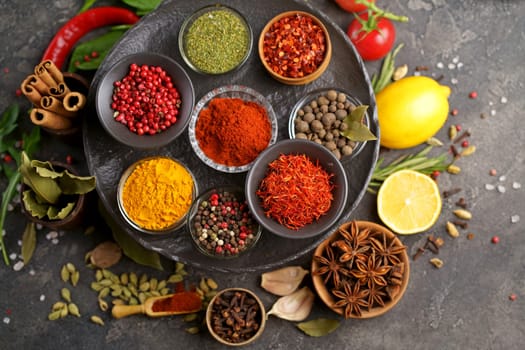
[71,271,80,287]
[90,315,105,326]
[60,266,70,282]
[61,288,72,303]
[48,310,62,321]
[68,303,81,317]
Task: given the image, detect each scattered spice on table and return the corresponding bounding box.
[121,157,193,231]
[151,291,202,313]
[184,8,250,74]
[195,97,271,167]
[191,188,259,257]
[111,63,181,135]
[256,154,333,230]
[262,13,327,78]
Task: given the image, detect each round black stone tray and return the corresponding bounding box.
[84,0,380,273]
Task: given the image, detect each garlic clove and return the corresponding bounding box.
[267,286,315,321]
[260,266,309,296]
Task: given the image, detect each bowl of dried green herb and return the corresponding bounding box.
[311,220,410,319]
[178,4,253,75]
[245,139,348,239]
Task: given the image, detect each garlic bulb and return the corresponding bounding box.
[267,286,315,321]
[260,266,309,296]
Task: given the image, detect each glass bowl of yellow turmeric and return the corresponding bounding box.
[117,155,198,234]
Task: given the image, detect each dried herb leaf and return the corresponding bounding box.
[261,266,309,296]
[267,286,315,321]
[19,152,61,204]
[297,318,340,337]
[57,171,96,195]
[21,222,36,264]
[341,106,377,142]
[100,203,163,270]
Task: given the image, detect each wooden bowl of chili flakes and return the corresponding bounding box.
[258,11,332,85]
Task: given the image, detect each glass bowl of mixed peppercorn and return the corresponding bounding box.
[178,4,253,75]
[95,52,195,149]
[258,10,332,85]
[245,139,348,239]
[187,186,262,259]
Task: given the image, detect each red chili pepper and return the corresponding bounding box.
[42,7,140,69]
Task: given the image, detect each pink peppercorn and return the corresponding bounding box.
[451,108,458,116]
[469,91,478,99]
[461,140,469,148]
[491,236,500,244]
[509,293,517,301]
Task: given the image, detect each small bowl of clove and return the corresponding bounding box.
[206,288,266,346]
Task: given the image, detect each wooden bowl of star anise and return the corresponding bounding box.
[311,220,410,319]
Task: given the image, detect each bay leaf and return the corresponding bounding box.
[58,170,96,195]
[19,152,61,204]
[99,202,163,270]
[342,121,378,142]
[47,202,75,220]
[297,318,340,337]
[22,190,49,219]
[21,222,36,264]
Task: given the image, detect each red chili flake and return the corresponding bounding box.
[256,153,333,230]
[450,108,458,116]
[461,140,469,148]
[491,236,500,244]
[509,293,517,301]
[469,91,478,99]
[15,88,22,97]
[262,13,327,78]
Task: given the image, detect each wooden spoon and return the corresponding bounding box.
[111,292,202,319]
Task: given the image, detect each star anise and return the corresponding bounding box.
[366,284,387,310]
[352,250,391,288]
[332,280,369,318]
[332,222,371,267]
[313,244,350,288]
[370,232,406,266]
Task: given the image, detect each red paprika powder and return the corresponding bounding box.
[151,291,202,313]
[195,97,272,167]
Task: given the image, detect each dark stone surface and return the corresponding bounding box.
[1,1,524,349]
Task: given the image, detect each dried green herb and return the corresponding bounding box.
[368,146,450,193]
[371,43,404,94]
[341,105,377,142]
[296,318,340,337]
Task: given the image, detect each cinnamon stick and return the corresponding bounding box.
[63,92,87,112]
[20,75,44,107]
[30,108,73,130]
[35,60,64,85]
[40,96,77,118]
[48,82,70,99]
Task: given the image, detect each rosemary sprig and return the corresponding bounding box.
[367,146,450,194]
[371,43,404,94]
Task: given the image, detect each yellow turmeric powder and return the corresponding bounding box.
[121,157,194,231]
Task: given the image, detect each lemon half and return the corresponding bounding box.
[377,169,442,235]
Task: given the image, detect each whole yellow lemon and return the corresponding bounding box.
[376,76,451,149]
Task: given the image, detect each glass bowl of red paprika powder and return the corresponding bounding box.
[188,85,279,173]
[245,139,348,239]
[258,11,332,85]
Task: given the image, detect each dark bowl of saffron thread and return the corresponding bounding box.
[188,85,278,173]
[95,52,195,149]
[245,139,348,239]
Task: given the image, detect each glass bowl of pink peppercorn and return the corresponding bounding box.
[95,52,195,149]
[187,185,262,259]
